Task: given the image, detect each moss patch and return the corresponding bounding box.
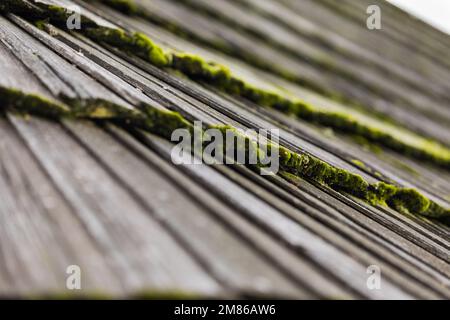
[6,0,450,170]
[98,0,138,14]
[351,159,366,169]
[85,27,171,67]
[27,288,200,300]
[387,188,430,215]
[105,30,450,169]
[0,85,189,141]
[0,87,70,118]
[2,1,449,225]
[1,85,449,225]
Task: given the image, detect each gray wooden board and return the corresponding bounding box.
[62,119,310,299]
[5,114,222,297]
[145,136,450,297]
[366,0,450,51]
[81,0,450,146]
[67,40,450,268]
[217,162,450,297]
[9,15,170,114]
[0,16,136,111]
[281,0,450,85]
[136,130,417,299]
[20,18,386,188]
[103,124,354,299]
[322,0,450,65]
[32,16,446,278]
[230,95,450,231]
[174,0,450,126]
[0,0,449,299]
[0,116,121,296]
[0,42,55,102]
[114,52,450,261]
[91,0,450,143]
[237,0,450,102]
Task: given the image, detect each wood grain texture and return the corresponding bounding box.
[0,0,449,299]
[6,115,221,297]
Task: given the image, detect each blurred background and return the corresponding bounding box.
[389,0,450,35]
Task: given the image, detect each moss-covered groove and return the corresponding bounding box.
[97,0,138,15]
[91,0,450,134]
[1,84,449,225]
[172,0,429,115]
[4,0,450,169]
[90,0,388,120]
[1,1,449,224]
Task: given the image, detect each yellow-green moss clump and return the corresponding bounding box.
[0,87,70,118]
[387,188,430,214]
[85,28,171,68]
[98,0,138,14]
[278,154,449,222]
[135,48,450,171]
[0,85,190,141]
[2,1,450,225]
[279,146,450,221]
[1,85,449,225]
[172,53,232,87]
[6,0,450,170]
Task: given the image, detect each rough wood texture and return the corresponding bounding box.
[0,0,449,299]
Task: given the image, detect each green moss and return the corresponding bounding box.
[278,146,369,198]
[144,105,193,139]
[107,0,400,124]
[133,32,171,67]
[387,188,430,214]
[0,85,189,141]
[161,47,450,169]
[131,290,202,300]
[28,291,113,300]
[2,2,450,225]
[1,85,449,225]
[197,124,268,173]
[28,288,201,300]
[85,28,171,67]
[367,182,397,205]
[350,135,383,154]
[45,5,74,21]
[423,202,450,220]
[351,159,366,168]
[34,19,48,31]
[277,145,449,222]
[98,0,138,14]
[7,0,450,169]
[171,53,232,87]
[389,158,421,177]
[0,87,70,118]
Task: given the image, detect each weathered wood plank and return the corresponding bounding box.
[91,0,450,143]
[0,116,122,296]
[237,0,450,101]
[282,0,450,86]
[179,0,450,124]
[1,0,449,300]
[133,129,415,299]
[0,16,135,110]
[7,114,222,297]
[63,119,310,298]
[42,19,449,270]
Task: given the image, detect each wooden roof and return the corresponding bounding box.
[0,0,449,299]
